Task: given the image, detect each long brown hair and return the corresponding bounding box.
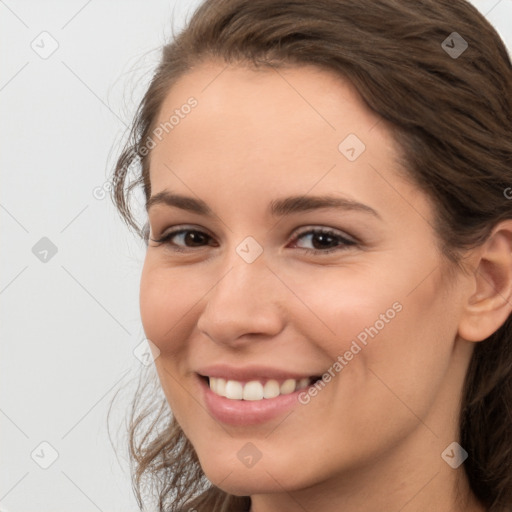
[110,1,512,510]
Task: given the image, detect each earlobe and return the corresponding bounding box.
[458,220,512,343]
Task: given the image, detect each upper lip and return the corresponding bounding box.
[196,364,320,382]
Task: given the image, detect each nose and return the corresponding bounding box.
[196,258,285,347]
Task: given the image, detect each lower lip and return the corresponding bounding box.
[199,375,309,426]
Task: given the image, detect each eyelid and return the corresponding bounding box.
[150,224,217,246]
[285,226,357,255]
[291,225,357,243]
[154,223,209,237]
[150,224,359,254]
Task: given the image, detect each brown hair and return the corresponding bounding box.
[110,1,512,510]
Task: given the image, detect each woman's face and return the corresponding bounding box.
[140,61,474,496]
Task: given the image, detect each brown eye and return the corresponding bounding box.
[151,229,214,249]
[291,228,357,254]
[309,232,340,249]
[181,231,210,246]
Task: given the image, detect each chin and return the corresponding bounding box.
[198,452,320,496]
[209,470,288,496]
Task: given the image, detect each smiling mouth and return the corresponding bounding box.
[201,375,322,401]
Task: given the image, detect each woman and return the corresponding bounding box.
[111,0,512,510]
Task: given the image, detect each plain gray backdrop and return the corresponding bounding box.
[1,1,511,510]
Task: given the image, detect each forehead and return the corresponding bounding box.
[147,61,422,220]
[151,60,384,152]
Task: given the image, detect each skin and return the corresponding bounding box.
[139,60,512,512]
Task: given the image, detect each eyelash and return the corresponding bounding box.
[150,226,357,255]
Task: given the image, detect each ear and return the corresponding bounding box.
[458,220,512,342]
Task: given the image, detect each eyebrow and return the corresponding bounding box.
[146,191,212,215]
[269,194,380,218]
[146,190,380,219]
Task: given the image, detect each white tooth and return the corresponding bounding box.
[280,379,297,395]
[212,377,307,400]
[243,381,264,401]
[263,379,280,399]
[217,378,227,397]
[225,380,244,400]
[297,378,310,390]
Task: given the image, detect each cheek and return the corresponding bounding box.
[139,261,200,421]
[290,259,458,414]
[139,261,194,355]
[139,267,167,348]
[285,265,404,358]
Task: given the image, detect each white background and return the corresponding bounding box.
[1,1,511,510]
